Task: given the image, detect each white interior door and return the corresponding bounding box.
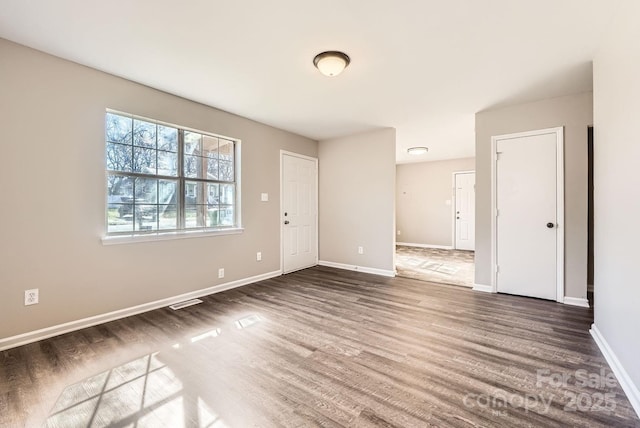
[282,152,317,273]
[455,172,475,250]
[494,128,563,301]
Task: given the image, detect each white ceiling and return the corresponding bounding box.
[0,0,614,163]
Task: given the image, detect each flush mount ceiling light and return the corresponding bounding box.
[407,147,429,155]
[313,51,350,77]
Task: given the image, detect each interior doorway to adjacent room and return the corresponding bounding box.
[395,165,475,287]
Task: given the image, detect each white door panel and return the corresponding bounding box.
[455,172,475,250]
[496,131,559,300]
[283,153,317,273]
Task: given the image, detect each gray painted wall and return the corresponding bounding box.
[396,158,475,247]
[0,39,317,340]
[593,0,640,399]
[475,92,592,300]
[318,129,396,273]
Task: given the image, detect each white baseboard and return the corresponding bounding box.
[318,260,395,278]
[472,283,494,293]
[0,270,282,352]
[590,324,640,418]
[563,296,590,308]
[396,242,454,250]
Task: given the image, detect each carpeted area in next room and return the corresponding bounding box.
[396,245,475,287]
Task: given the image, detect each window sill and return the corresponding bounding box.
[101,228,244,246]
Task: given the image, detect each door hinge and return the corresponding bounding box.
[495,265,500,274]
[495,209,499,217]
[496,151,502,161]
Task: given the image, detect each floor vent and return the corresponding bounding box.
[169,299,203,310]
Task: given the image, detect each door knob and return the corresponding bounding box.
[284,220,290,225]
[546,222,555,228]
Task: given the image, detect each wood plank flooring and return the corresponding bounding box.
[1,266,638,427]
[395,246,474,287]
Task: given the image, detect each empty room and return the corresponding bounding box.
[1,1,639,427]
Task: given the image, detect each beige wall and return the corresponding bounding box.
[0,39,317,340]
[593,0,640,399]
[475,92,592,299]
[396,158,475,247]
[318,129,396,273]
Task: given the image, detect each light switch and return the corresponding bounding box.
[261,193,269,202]
[445,199,451,206]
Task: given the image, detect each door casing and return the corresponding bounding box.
[490,127,564,302]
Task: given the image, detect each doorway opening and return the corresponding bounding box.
[395,167,475,287]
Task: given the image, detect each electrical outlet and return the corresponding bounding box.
[218,268,225,279]
[397,230,401,236]
[25,289,39,306]
[256,252,262,261]
[358,246,364,255]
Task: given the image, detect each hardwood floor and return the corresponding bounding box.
[395,246,474,287]
[1,266,638,427]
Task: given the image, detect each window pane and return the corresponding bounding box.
[207,183,219,205]
[184,132,201,155]
[157,151,178,177]
[206,206,220,228]
[219,206,234,226]
[185,181,205,204]
[106,143,132,172]
[133,120,156,148]
[107,174,134,233]
[158,125,178,152]
[185,182,195,201]
[108,204,133,233]
[184,155,202,178]
[107,175,134,202]
[159,180,177,205]
[185,205,206,228]
[218,139,234,161]
[134,205,158,231]
[206,158,218,180]
[106,113,132,144]
[220,184,234,205]
[133,147,157,174]
[135,178,158,204]
[159,205,177,230]
[202,135,218,158]
[218,160,234,182]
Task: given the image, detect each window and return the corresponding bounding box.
[105,111,240,236]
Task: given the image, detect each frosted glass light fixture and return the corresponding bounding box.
[407,147,429,155]
[313,51,350,77]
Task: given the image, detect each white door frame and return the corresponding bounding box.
[451,170,475,250]
[490,127,564,302]
[280,150,319,274]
